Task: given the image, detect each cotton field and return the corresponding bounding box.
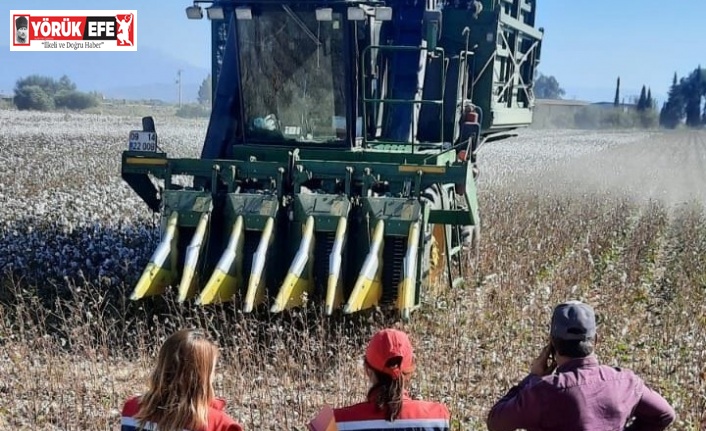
[1,109,705,430]
[0,110,206,288]
[2,110,701,290]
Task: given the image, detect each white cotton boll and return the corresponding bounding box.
[0,111,191,288]
[0,111,663,298]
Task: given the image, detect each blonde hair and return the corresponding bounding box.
[134,329,219,431]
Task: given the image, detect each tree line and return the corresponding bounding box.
[659,66,706,129]
[534,68,706,130]
[175,74,212,118]
[11,74,100,111]
[534,73,659,129]
[4,73,213,116]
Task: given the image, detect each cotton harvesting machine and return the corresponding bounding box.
[120,0,543,320]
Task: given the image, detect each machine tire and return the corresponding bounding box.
[420,184,446,290]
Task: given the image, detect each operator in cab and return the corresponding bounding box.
[308,328,451,431]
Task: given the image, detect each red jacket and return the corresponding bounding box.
[121,395,244,431]
[333,390,450,430]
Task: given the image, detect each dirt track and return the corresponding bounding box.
[479,128,706,208]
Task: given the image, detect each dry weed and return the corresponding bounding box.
[1,112,705,430]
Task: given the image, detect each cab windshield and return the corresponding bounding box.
[237,6,347,144]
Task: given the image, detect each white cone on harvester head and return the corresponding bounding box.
[197,215,244,305]
[130,212,179,301]
[242,217,275,313]
[344,219,385,314]
[325,217,348,315]
[178,212,210,302]
[271,215,315,313]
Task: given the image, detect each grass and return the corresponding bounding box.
[1,190,705,430]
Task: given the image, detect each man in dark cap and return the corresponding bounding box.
[486,300,676,431]
[15,16,29,44]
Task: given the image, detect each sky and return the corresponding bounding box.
[2,0,704,104]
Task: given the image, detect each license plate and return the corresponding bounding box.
[128,130,158,152]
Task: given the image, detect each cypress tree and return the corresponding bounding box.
[685,67,702,127]
[637,85,647,111]
[661,72,684,129]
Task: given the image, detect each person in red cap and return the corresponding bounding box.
[486,300,675,431]
[309,328,450,430]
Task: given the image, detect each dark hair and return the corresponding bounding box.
[366,358,407,421]
[551,337,594,358]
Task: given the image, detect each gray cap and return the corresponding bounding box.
[550,300,596,340]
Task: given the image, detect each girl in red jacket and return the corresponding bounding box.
[309,328,451,430]
[120,328,244,431]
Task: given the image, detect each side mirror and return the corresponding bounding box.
[423,10,442,51]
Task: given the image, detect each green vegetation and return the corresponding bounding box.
[532,73,661,130]
[534,103,659,130]
[198,74,212,106]
[173,74,213,118]
[660,67,706,129]
[0,98,13,110]
[534,73,565,99]
[574,105,658,129]
[176,103,211,118]
[636,85,655,112]
[13,74,100,111]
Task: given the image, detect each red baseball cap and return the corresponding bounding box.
[365,329,415,379]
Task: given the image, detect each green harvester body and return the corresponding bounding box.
[121,0,543,319]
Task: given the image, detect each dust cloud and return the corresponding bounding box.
[477,128,706,209]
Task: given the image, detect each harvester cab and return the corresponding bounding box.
[121,0,543,320]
